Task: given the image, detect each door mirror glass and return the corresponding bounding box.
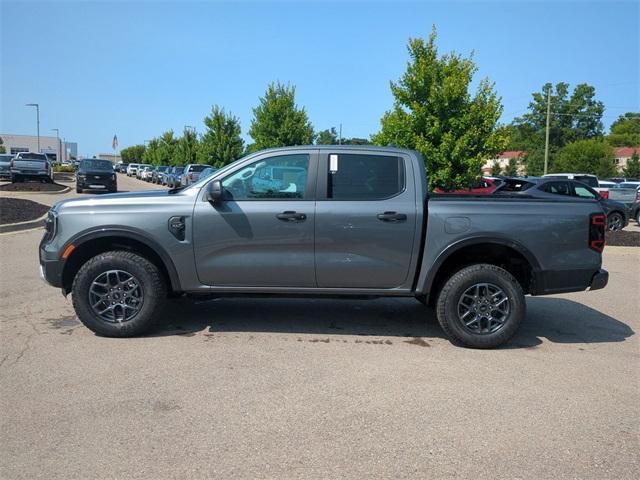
[206,180,224,203]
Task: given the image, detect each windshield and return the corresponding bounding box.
[189,165,208,172]
[0,154,13,162]
[81,159,113,170]
[574,175,598,187]
[618,182,640,189]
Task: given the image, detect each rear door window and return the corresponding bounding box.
[327,153,404,200]
[540,181,571,196]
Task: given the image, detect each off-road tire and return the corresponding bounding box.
[72,250,167,337]
[436,264,525,348]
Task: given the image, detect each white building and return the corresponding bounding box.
[96,153,122,164]
[482,151,526,175]
[0,133,77,163]
[614,147,640,171]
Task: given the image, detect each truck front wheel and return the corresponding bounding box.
[71,250,167,337]
[436,264,525,348]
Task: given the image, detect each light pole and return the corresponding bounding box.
[25,103,40,152]
[51,128,60,162]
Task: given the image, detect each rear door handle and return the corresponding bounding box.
[377,211,407,222]
[276,211,307,222]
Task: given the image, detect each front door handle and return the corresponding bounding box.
[377,211,407,222]
[276,211,307,222]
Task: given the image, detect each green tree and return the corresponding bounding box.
[176,128,199,166]
[490,160,503,175]
[142,138,160,164]
[371,27,507,190]
[623,152,640,178]
[248,82,314,152]
[342,137,372,145]
[316,127,338,145]
[607,112,640,146]
[510,82,604,172]
[197,106,244,167]
[553,139,616,178]
[0,136,5,154]
[120,144,146,163]
[504,157,519,176]
[157,130,178,165]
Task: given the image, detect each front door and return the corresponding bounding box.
[314,151,418,289]
[193,151,317,287]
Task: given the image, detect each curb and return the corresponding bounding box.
[0,213,47,234]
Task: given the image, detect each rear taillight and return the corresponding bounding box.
[589,214,606,253]
[189,173,193,180]
[9,159,14,168]
[599,190,609,199]
[635,191,640,202]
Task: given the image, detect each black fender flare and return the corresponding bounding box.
[419,235,542,297]
[62,226,182,292]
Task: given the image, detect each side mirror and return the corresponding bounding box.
[206,179,224,203]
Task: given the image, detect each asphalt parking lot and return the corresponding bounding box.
[1,174,639,479]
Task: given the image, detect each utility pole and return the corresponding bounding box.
[338,124,342,145]
[543,88,551,175]
[26,103,40,152]
[51,128,60,162]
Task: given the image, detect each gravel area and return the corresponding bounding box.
[0,181,68,192]
[606,229,640,247]
[0,197,49,224]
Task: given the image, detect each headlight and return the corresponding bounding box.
[78,174,86,179]
[43,210,58,243]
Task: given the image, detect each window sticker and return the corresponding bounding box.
[329,154,338,173]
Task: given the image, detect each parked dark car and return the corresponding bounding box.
[433,177,503,195]
[115,163,129,173]
[152,166,169,184]
[609,182,640,225]
[75,159,117,193]
[0,153,14,180]
[166,166,184,188]
[10,152,54,183]
[495,177,628,230]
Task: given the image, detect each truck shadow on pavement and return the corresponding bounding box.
[152,296,634,349]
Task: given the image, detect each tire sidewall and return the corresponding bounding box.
[438,265,525,348]
[72,252,165,337]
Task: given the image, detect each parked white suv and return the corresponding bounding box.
[126,163,140,177]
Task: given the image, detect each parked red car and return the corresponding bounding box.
[434,177,502,195]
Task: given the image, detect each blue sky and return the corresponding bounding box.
[1,0,638,157]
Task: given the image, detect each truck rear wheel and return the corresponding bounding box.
[71,250,167,337]
[436,264,525,348]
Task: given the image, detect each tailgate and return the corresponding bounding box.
[608,189,636,203]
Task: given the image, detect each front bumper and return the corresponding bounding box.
[77,178,116,190]
[39,254,64,288]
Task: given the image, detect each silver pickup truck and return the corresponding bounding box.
[10,152,54,183]
[39,146,609,348]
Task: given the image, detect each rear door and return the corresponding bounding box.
[193,149,318,287]
[314,151,418,289]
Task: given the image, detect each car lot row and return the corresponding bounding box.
[119,162,218,188]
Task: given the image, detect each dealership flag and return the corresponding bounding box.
[112,134,118,150]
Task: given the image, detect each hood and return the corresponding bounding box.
[52,188,180,213]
